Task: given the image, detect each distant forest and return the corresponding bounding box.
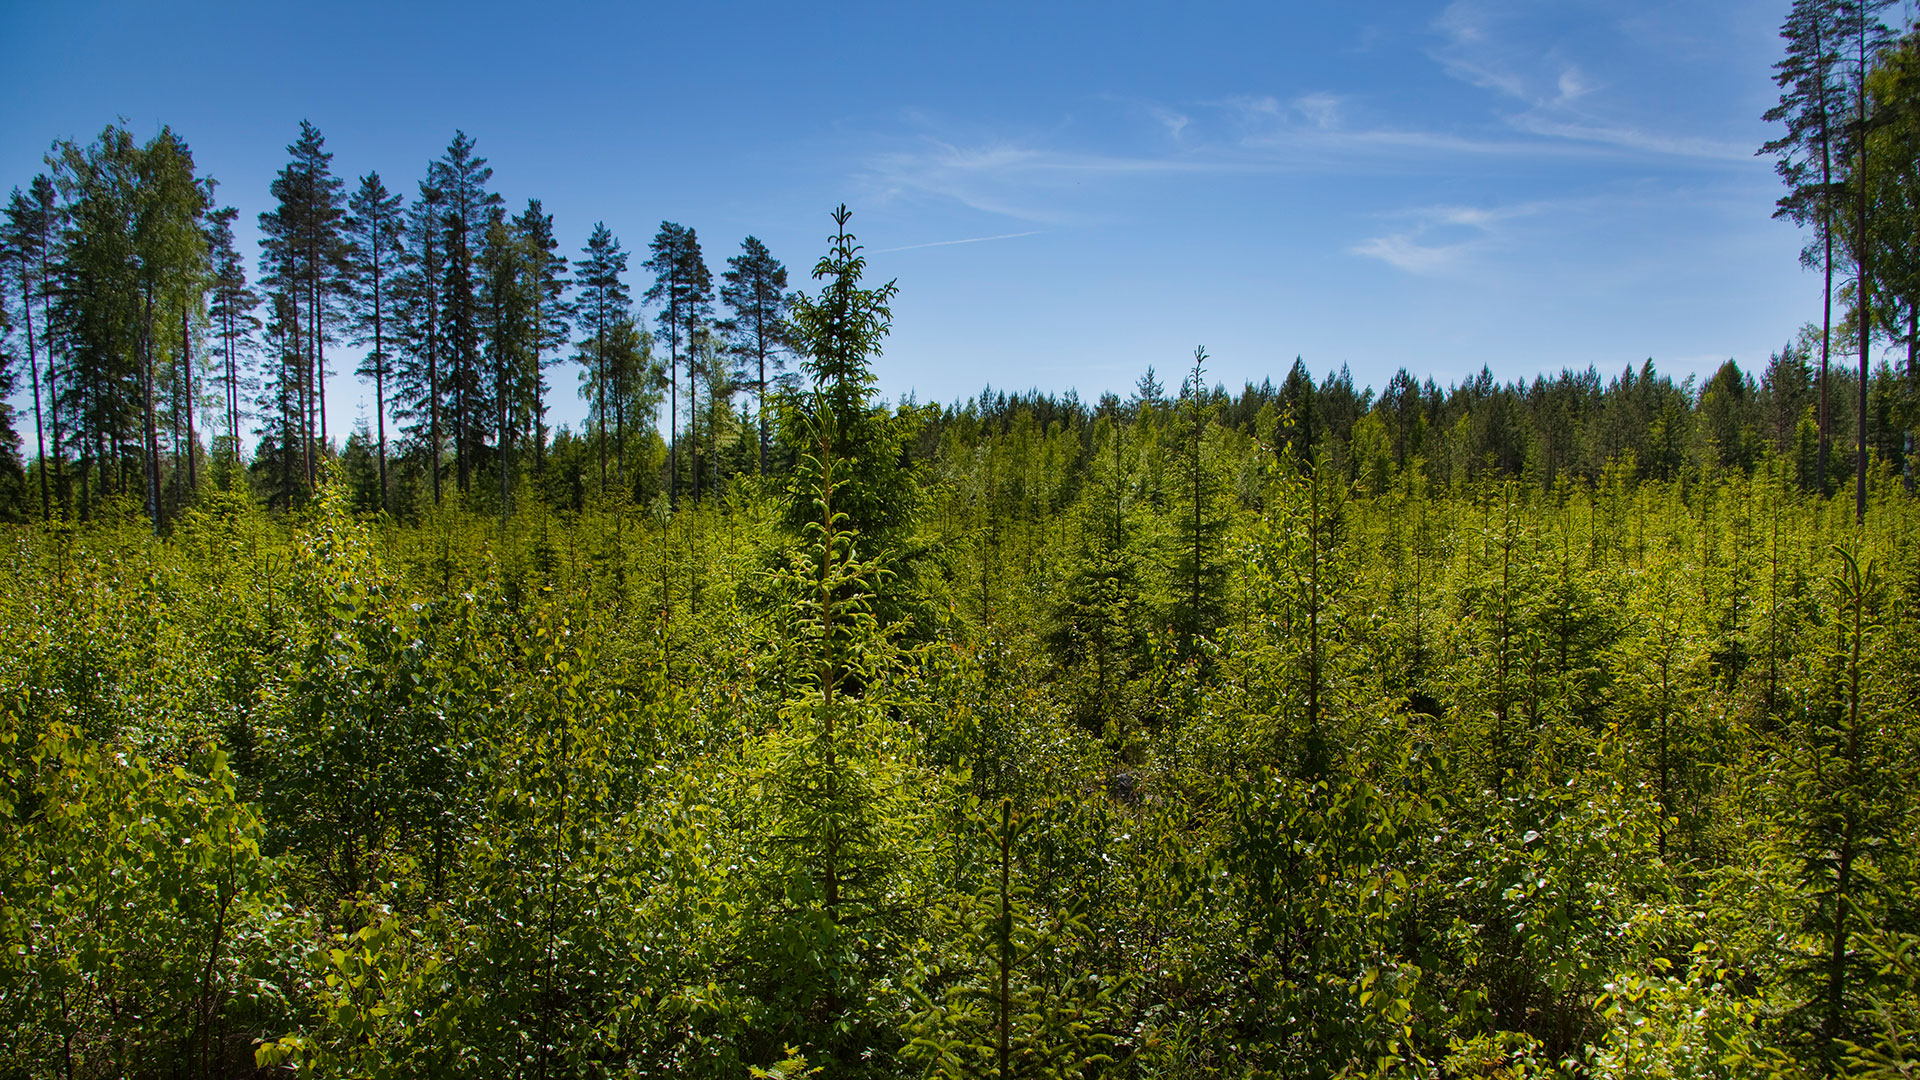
[2,4,1920,1080]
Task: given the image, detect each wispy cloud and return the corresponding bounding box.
[1505,113,1750,161]
[1350,234,1470,275]
[859,135,1270,223]
[855,6,1755,227]
[1426,0,1742,162]
[1149,106,1191,141]
[1556,65,1597,104]
[1350,200,1550,275]
[856,95,1621,223]
[875,230,1044,253]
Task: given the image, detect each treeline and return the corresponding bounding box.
[10,0,1920,533]
[0,120,798,527]
[934,342,1905,498]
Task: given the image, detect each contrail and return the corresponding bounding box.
[876,230,1044,253]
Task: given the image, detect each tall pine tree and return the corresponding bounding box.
[1766,0,1847,493]
[257,121,345,488]
[512,199,570,468]
[1835,0,1897,520]
[479,205,534,516]
[643,222,711,506]
[4,180,56,517]
[398,178,448,504]
[574,223,629,494]
[722,235,792,475]
[430,131,503,494]
[204,203,257,488]
[345,173,404,509]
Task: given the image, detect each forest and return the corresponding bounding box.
[3,2,1920,1078]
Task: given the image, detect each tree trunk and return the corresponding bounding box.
[141,289,163,533]
[759,330,769,475]
[429,315,441,505]
[596,318,607,494]
[183,299,197,494]
[1819,17,1835,494]
[1857,40,1872,525]
[21,262,48,519]
[499,348,510,525]
[669,316,679,509]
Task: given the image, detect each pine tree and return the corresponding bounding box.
[479,206,534,517]
[904,799,1120,1079]
[574,223,629,494]
[0,278,19,518]
[344,173,404,510]
[51,126,144,517]
[1172,346,1226,652]
[4,182,56,518]
[1767,0,1848,494]
[258,121,346,488]
[120,127,206,529]
[721,235,792,474]
[1862,31,1920,392]
[397,179,448,504]
[643,222,712,505]
[1834,0,1898,521]
[254,289,305,510]
[46,126,211,528]
[171,178,210,500]
[204,203,258,489]
[693,326,735,496]
[512,199,570,469]
[430,131,503,494]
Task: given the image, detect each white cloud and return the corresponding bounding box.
[1350,200,1551,276]
[1506,113,1751,161]
[1291,92,1345,129]
[1556,65,1596,103]
[1349,234,1469,274]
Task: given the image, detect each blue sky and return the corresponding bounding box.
[1,0,1890,443]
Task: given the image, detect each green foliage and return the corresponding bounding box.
[2,719,281,1078]
[5,264,1920,1076]
[17,99,1920,1080]
[905,798,1122,1079]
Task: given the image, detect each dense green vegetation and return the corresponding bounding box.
[3,209,1920,1076]
[6,6,1920,1077]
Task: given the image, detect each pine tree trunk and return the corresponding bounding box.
[1857,114,1871,524]
[596,320,606,494]
[142,289,163,533]
[669,319,679,509]
[429,318,441,506]
[312,255,327,470]
[183,299,197,494]
[690,340,700,505]
[499,347,510,524]
[375,250,388,509]
[21,262,48,519]
[1819,16,1835,494]
[759,333,769,475]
